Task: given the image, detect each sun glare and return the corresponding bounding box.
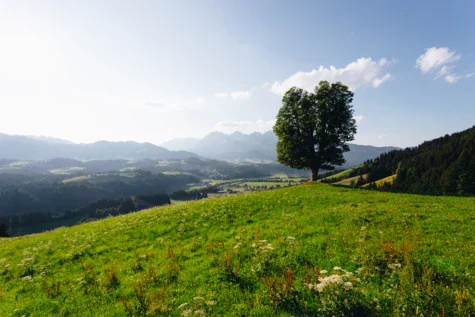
[0,26,57,75]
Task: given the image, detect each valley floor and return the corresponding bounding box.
[0,184,474,316]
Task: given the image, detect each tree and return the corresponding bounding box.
[273,81,357,181]
[0,222,9,237]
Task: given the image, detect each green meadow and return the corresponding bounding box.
[0,184,474,316]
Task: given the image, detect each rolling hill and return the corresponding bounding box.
[337,126,475,195]
[0,133,197,161]
[161,131,399,166]
[1,183,474,316]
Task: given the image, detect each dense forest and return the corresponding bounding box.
[0,193,171,235]
[347,126,474,195]
[0,170,198,215]
[0,186,222,236]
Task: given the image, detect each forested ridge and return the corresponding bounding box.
[0,171,197,215]
[348,126,474,195]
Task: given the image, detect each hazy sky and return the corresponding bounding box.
[1,0,474,148]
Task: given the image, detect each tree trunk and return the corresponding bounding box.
[310,166,319,182]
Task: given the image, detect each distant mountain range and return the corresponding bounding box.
[0,131,399,168]
[0,133,197,161]
[161,131,400,167]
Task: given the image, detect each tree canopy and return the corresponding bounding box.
[273,81,357,181]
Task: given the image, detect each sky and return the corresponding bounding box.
[0,0,474,148]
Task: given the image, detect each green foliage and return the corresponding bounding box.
[0,171,195,216]
[352,126,475,195]
[274,81,357,180]
[0,184,474,316]
[1,193,171,236]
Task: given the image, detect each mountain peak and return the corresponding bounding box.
[158,131,398,165]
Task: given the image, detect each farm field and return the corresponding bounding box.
[334,174,367,186]
[61,175,92,183]
[1,183,474,316]
[319,168,357,182]
[364,174,398,187]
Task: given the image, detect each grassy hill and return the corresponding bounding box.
[319,168,356,182]
[363,174,397,188]
[1,184,474,316]
[334,174,367,186]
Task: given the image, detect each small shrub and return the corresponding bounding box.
[121,277,169,316]
[263,267,300,312]
[42,280,61,299]
[166,262,179,283]
[105,264,120,288]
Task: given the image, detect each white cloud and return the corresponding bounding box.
[214,92,229,98]
[416,47,460,73]
[354,115,365,123]
[269,57,396,95]
[415,46,475,84]
[377,134,388,139]
[435,65,454,79]
[214,90,252,100]
[255,119,276,132]
[444,74,461,84]
[230,91,251,100]
[144,97,205,112]
[194,97,206,104]
[215,120,252,128]
[372,73,391,88]
[215,119,276,133]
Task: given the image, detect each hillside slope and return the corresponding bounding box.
[1,184,474,316]
[351,126,475,195]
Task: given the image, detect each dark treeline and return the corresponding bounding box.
[169,187,216,200]
[350,126,474,195]
[67,193,171,221]
[0,170,197,215]
[0,186,218,236]
[0,193,170,235]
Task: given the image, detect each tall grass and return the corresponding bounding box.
[0,184,474,316]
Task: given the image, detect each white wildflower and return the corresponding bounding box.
[344,282,353,289]
[22,275,32,281]
[316,283,325,292]
[361,226,366,231]
[388,263,402,270]
[194,309,205,315]
[333,266,341,271]
[286,236,296,240]
[320,270,328,274]
[193,296,204,301]
[205,300,216,306]
[177,303,188,309]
